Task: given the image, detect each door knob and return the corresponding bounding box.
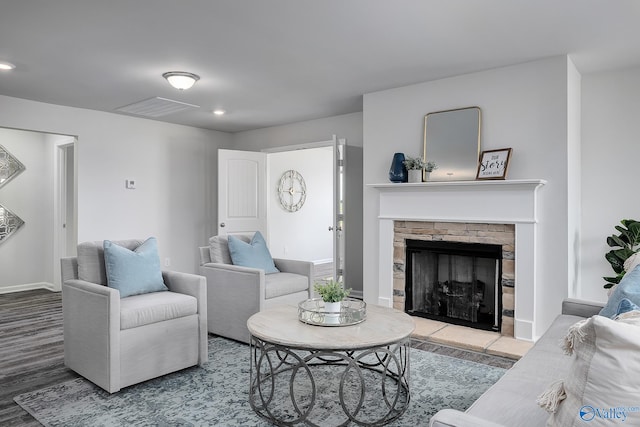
[220,222,226,228]
[328,226,334,231]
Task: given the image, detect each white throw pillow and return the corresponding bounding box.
[624,252,640,273]
[538,313,640,426]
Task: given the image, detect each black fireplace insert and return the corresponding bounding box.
[405,239,502,331]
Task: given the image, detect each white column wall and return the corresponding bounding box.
[580,67,640,302]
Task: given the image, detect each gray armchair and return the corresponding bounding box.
[61,239,208,393]
[199,234,313,343]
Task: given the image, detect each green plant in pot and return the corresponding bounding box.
[403,156,438,182]
[314,280,351,324]
[603,219,640,289]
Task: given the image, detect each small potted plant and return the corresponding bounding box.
[403,156,438,182]
[314,280,351,324]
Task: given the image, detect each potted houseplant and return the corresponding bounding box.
[603,219,640,290]
[403,156,438,183]
[314,280,351,324]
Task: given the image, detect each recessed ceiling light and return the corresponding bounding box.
[0,62,16,71]
[162,71,200,90]
[213,109,226,116]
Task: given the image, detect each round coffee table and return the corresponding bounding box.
[247,304,415,426]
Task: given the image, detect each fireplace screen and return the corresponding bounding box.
[405,240,502,331]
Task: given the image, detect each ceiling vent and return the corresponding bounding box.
[116,97,200,118]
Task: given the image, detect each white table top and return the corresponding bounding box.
[247,303,415,350]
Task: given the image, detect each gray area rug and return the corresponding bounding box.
[14,336,506,426]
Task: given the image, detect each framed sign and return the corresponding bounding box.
[476,148,512,180]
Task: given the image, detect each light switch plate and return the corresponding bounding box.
[125,179,136,189]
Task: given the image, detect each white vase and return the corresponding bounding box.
[324,301,341,324]
[408,169,422,183]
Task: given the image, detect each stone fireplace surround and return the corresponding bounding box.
[371,179,546,341]
[394,221,515,336]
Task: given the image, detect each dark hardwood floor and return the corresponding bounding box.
[0,289,78,426]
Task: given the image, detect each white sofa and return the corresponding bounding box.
[430,298,605,427]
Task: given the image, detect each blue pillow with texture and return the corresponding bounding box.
[228,231,279,274]
[103,237,168,298]
[615,298,640,316]
[600,264,640,318]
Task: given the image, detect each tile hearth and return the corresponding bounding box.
[411,316,533,360]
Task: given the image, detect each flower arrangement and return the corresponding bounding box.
[403,156,438,172]
[314,280,351,303]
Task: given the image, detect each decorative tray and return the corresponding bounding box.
[298,298,366,327]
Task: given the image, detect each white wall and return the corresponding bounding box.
[230,112,363,150]
[0,128,55,290]
[267,147,333,262]
[0,95,230,288]
[580,66,640,302]
[363,56,579,337]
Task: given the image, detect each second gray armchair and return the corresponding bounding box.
[199,233,313,343]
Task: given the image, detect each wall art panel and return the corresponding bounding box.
[0,203,25,244]
[0,144,26,188]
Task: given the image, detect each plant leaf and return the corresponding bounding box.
[614,247,635,260]
[627,222,640,248]
[605,251,625,273]
[607,235,627,248]
[604,219,640,289]
[615,225,632,244]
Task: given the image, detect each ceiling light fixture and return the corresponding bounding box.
[0,62,16,71]
[213,109,226,116]
[162,71,200,90]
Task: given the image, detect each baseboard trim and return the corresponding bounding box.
[378,297,392,307]
[0,282,59,294]
[350,290,363,299]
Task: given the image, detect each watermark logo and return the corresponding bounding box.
[580,406,596,422]
[579,405,640,422]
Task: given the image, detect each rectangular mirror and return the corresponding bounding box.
[423,106,481,181]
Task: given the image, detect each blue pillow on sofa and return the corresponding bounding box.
[599,264,640,318]
[228,231,279,274]
[103,237,168,298]
[615,298,640,316]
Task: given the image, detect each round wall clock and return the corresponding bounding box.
[277,169,307,212]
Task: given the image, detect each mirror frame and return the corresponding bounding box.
[423,106,482,182]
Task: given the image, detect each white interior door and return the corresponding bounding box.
[218,149,267,236]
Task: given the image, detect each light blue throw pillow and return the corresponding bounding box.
[103,237,168,298]
[599,264,640,318]
[615,298,640,316]
[228,231,279,274]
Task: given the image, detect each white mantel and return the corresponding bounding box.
[370,179,546,341]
